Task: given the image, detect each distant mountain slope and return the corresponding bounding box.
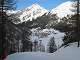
[51,1,75,18]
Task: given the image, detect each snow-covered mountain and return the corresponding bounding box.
[6,10,19,15]
[7,1,76,24]
[14,3,49,23]
[51,1,75,18]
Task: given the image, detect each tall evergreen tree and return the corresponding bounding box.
[62,0,80,47]
[48,37,57,53]
[75,0,80,47]
[0,0,16,59]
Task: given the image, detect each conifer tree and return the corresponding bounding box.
[62,0,80,47]
[0,0,16,59]
[48,37,57,53]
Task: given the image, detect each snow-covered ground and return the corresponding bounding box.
[5,43,80,60]
[30,28,65,51]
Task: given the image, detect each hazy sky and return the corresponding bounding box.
[16,0,70,10]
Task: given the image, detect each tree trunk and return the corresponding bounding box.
[78,41,80,47]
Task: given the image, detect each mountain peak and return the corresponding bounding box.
[17,3,48,23]
[8,1,76,24]
[27,3,41,9]
[31,3,40,7]
[51,1,75,18]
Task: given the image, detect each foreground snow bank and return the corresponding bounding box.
[5,45,80,60]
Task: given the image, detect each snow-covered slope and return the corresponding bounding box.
[16,3,48,23]
[51,1,75,18]
[30,28,65,52]
[5,43,80,60]
[6,10,19,15]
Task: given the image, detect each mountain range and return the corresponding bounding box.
[7,1,75,24]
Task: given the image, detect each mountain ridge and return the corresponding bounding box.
[7,1,75,24]
[51,1,75,18]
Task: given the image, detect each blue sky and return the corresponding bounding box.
[16,0,70,10]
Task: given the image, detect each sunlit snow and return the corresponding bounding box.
[51,1,75,18]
